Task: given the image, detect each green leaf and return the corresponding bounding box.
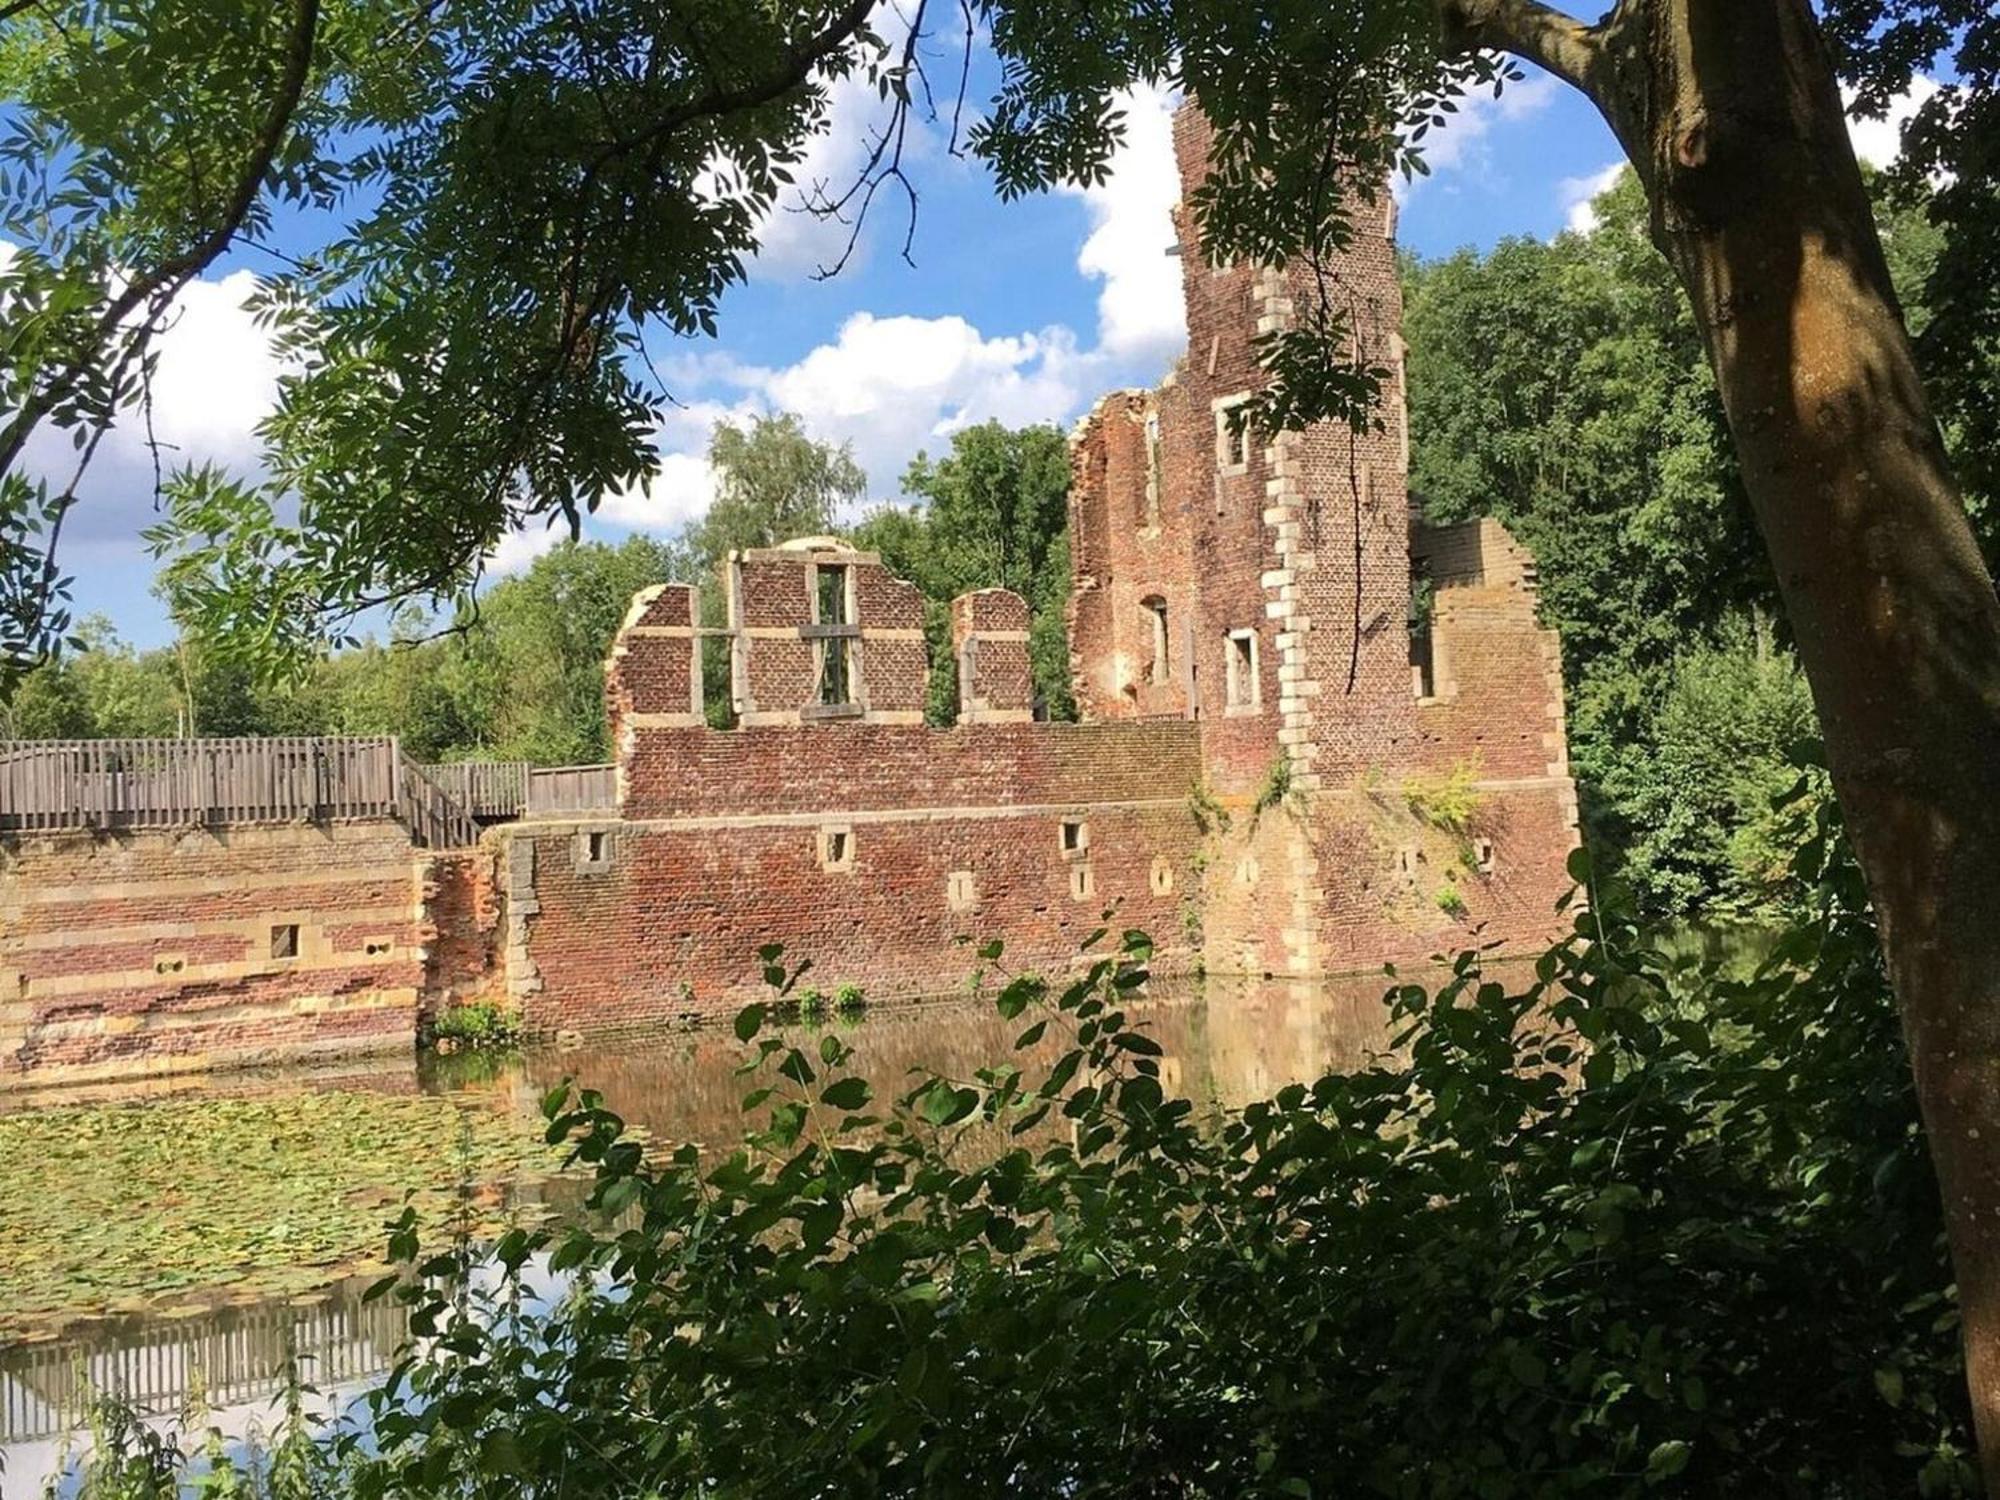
[734,1003,767,1042]
[1645,1440,1692,1482]
[822,1077,872,1111]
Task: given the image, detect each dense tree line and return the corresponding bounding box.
[2,414,1078,756]
[1403,166,1987,919]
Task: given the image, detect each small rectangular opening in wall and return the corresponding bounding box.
[1474,838,1496,874]
[818,826,854,873]
[1225,629,1259,710]
[270,923,299,960]
[1143,597,1170,686]
[1069,863,1096,902]
[1060,819,1089,857]
[1215,397,1253,472]
[947,870,976,912]
[576,828,614,874]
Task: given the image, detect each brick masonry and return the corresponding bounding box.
[0,821,433,1084]
[1067,101,1580,977]
[1,104,1580,1082]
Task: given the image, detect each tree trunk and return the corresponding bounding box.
[1450,0,2000,1479]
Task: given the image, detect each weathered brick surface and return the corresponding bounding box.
[951,589,1034,721]
[1067,100,1579,977]
[0,822,426,1083]
[512,801,1203,1032]
[1,105,1584,1079]
[422,847,504,1018]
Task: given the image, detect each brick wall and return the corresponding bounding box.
[504,712,1208,1031]
[1066,99,1580,978]
[0,821,428,1084]
[421,846,504,1019]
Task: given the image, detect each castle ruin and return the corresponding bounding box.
[0,103,1578,1084]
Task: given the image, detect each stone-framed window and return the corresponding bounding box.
[1474,838,1496,874]
[270,923,300,960]
[1213,394,1253,474]
[1059,818,1090,859]
[817,825,855,874]
[1142,596,1170,686]
[1150,856,1174,896]
[1069,863,1096,902]
[1224,628,1260,713]
[946,870,977,912]
[576,828,614,875]
[804,561,861,718]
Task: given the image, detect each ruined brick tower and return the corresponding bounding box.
[1068,102,1580,977]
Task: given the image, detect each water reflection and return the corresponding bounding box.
[0,968,1409,1494]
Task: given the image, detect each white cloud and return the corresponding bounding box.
[1058,83,1186,365]
[599,450,719,531]
[485,520,567,576]
[1844,75,1941,170]
[134,267,282,465]
[1404,72,1561,183]
[744,69,890,281]
[1556,161,1625,234]
[757,312,1088,499]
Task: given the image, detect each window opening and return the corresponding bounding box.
[1410,564,1437,700]
[1143,596,1170,686]
[1060,819,1089,857]
[818,826,854,873]
[1215,398,1253,472]
[270,924,299,960]
[1225,630,1259,709]
[813,564,856,709]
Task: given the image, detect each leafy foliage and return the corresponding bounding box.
[686,413,867,574]
[1401,166,1978,917]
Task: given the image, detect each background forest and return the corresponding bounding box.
[5,170,1986,923]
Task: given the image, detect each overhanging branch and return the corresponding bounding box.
[1439,0,1604,99]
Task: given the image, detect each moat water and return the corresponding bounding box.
[0,971,1413,1493]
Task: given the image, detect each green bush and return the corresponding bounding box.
[426,999,520,1050]
[48,814,1976,1497]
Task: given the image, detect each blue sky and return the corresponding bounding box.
[41,37,1927,647]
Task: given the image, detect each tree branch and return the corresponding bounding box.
[0,0,321,481]
[1438,0,1603,98]
[589,0,877,170]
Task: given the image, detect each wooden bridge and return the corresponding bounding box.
[0,1280,409,1444]
[0,738,618,847]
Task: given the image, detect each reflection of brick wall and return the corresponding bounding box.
[0,822,425,1083]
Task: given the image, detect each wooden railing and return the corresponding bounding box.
[412,759,529,819]
[526,763,618,816]
[0,738,483,848]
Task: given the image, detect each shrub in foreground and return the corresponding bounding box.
[51,816,1978,1496]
